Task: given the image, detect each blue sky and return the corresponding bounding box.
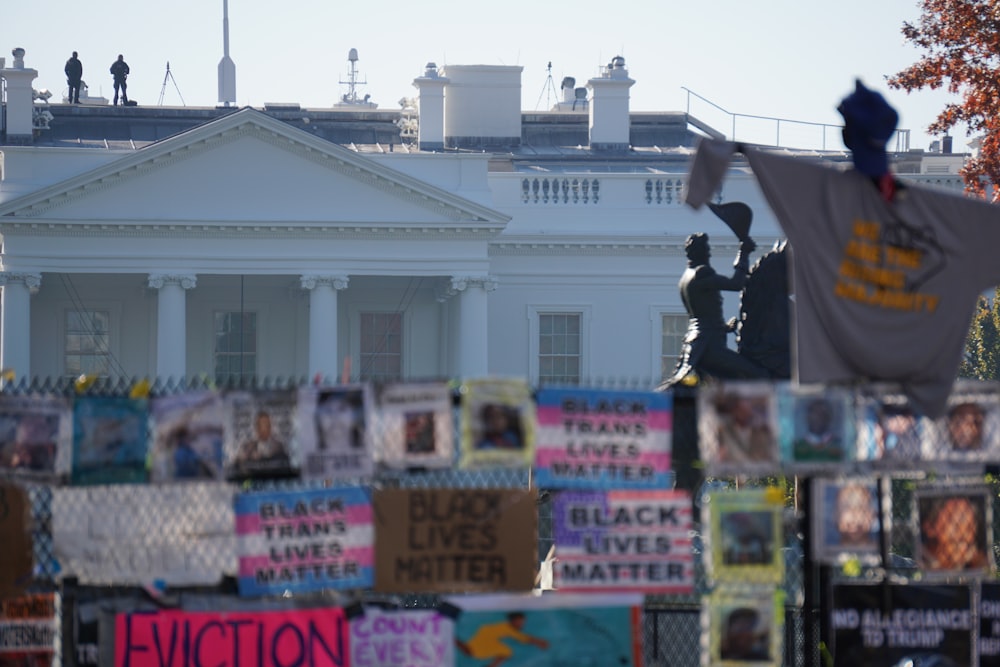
[5,0,965,151]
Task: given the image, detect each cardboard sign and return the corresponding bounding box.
[115,607,348,667]
[831,583,972,666]
[0,482,32,600]
[554,489,693,594]
[534,388,672,489]
[235,486,373,596]
[373,488,537,593]
[52,482,236,586]
[350,608,454,667]
[0,593,56,660]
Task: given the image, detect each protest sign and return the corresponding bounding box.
[777,385,855,468]
[350,608,454,667]
[811,477,884,565]
[372,382,454,469]
[0,482,32,600]
[981,582,1000,666]
[704,589,782,667]
[831,583,972,667]
[223,390,298,480]
[296,385,374,480]
[52,482,236,586]
[554,489,693,594]
[373,487,537,593]
[0,593,56,666]
[459,378,535,469]
[446,592,643,667]
[914,485,993,576]
[534,388,671,488]
[705,488,784,585]
[149,390,224,482]
[115,607,348,667]
[698,381,779,475]
[236,486,373,596]
[72,396,149,485]
[0,394,70,480]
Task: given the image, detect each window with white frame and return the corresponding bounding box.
[214,311,257,382]
[65,310,111,377]
[359,312,402,382]
[538,312,582,385]
[661,313,688,380]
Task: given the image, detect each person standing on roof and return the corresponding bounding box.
[110,54,129,106]
[65,51,82,104]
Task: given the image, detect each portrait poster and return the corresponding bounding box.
[223,389,297,480]
[116,607,348,667]
[553,489,693,594]
[776,384,855,468]
[705,488,784,585]
[0,593,56,666]
[52,482,236,586]
[235,486,373,596]
[830,583,972,667]
[980,582,1000,666]
[925,380,1000,467]
[698,381,778,475]
[296,384,374,481]
[445,592,644,667]
[350,608,454,667]
[0,482,32,601]
[373,487,537,594]
[71,396,149,485]
[533,387,672,489]
[855,389,927,468]
[371,381,454,470]
[914,485,993,576]
[811,477,885,565]
[459,378,535,469]
[703,588,782,667]
[0,395,71,480]
[148,390,224,483]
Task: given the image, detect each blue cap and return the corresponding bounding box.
[837,79,899,178]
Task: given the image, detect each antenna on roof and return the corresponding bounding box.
[158,62,186,106]
[335,48,376,108]
[218,0,237,106]
[535,61,559,111]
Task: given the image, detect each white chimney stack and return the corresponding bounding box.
[440,65,523,149]
[412,62,448,151]
[2,48,38,144]
[587,55,634,150]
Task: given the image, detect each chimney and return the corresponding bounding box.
[587,55,634,151]
[412,62,448,151]
[1,48,38,145]
[440,64,523,149]
[561,77,576,104]
[942,135,953,154]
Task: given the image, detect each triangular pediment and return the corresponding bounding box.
[0,108,508,229]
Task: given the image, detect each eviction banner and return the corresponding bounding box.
[373,488,537,593]
[115,607,347,667]
[350,608,454,667]
[236,486,373,596]
[554,489,693,594]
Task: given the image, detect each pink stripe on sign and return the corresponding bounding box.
[345,504,372,524]
[236,514,260,534]
[535,449,669,468]
[238,546,374,577]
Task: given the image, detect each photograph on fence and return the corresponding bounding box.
[698,381,778,475]
[704,588,782,666]
[223,389,297,480]
[533,387,672,489]
[149,390,224,483]
[705,489,784,585]
[446,592,643,667]
[830,582,972,667]
[372,381,454,470]
[296,384,374,480]
[855,390,927,468]
[914,485,993,576]
[349,607,454,667]
[777,384,855,468]
[552,489,694,594]
[71,395,149,485]
[811,477,885,565]
[924,381,1000,467]
[459,378,536,469]
[0,394,70,480]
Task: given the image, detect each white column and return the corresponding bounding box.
[451,275,497,378]
[301,275,349,381]
[148,274,196,381]
[0,272,40,381]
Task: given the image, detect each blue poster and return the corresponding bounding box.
[71,396,148,485]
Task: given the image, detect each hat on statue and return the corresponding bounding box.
[837,79,899,178]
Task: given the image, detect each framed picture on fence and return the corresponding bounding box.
[914,486,993,576]
[777,384,855,468]
[925,381,1000,467]
[698,381,778,475]
[704,588,782,667]
[706,488,784,585]
[811,477,884,565]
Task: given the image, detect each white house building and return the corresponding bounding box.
[0,49,966,387]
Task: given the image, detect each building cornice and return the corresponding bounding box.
[488,237,777,257]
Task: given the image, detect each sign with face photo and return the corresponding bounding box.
[856,389,927,469]
[811,477,884,565]
[705,488,784,585]
[371,382,454,469]
[704,589,782,667]
[459,378,535,469]
[698,381,778,476]
[914,486,993,576]
[777,385,855,468]
[927,381,1000,467]
[223,389,297,480]
[296,384,374,480]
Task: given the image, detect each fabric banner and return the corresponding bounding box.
[52,482,236,586]
[533,388,671,489]
[0,593,56,663]
[553,489,693,594]
[350,608,454,667]
[446,592,644,667]
[296,385,374,481]
[372,382,454,469]
[831,583,972,666]
[235,486,373,596]
[115,607,348,667]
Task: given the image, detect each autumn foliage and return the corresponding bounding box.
[888,0,1000,200]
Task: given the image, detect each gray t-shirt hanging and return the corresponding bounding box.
[686,139,1000,418]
